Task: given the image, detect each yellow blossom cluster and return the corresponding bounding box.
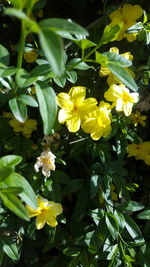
[9,117,37,138]
[127,142,150,165]
[99,47,135,85]
[109,4,143,42]
[26,196,63,230]
[56,86,112,140]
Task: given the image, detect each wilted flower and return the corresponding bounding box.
[34,149,56,177]
[9,117,37,138]
[24,50,39,63]
[109,4,143,42]
[26,196,63,230]
[104,84,139,116]
[130,111,147,126]
[56,86,97,132]
[81,101,112,140]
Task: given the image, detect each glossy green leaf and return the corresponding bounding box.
[39,18,88,36]
[9,97,27,123]
[103,52,132,67]
[29,64,51,77]
[0,192,29,221]
[95,51,108,64]
[0,44,9,66]
[3,172,37,209]
[0,155,22,168]
[118,201,144,212]
[17,95,38,107]
[16,68,38,88]
[107,244,119,260]
[107,62,138,91]
[105,213,119,240]
[127,22,143,33]
[39,29,64,76]
[124,215,145,245]
[0,187,23,194]
[35,81,57,135]
[66,70,77,84]
[137,209,150,220]
[0,235,19,260]
[90,174,102,199]
[67,58,92,70]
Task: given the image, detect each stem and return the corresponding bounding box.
[17,22,27,69]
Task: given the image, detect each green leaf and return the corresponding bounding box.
[52,170,70,184]
[0,66,17,77]
[0,192,29,221]
[67,58,92,70]
[35,81,57,135]
[105,213,119,240]
[107,62,138,91]
[63,179,84,196]
[39,29,64,76]
[103,52,132,67]
[124,215,145,245]
[29,64,51,77]
[107,244,119,260]
[39,18,88,36]
[0,155,22,168]
[118,201,144,212]
[137,210,150,220]
[66,70,77,84]
[0,45,9,66]
[17,95,38,107]
[9,97,27,123]
[5,0,28,9]
[73,39,96,50]
[0,187,23,194]
[127,22,144,33]
[0,235,19,260]
[5,8,39,32]
[0,167,13,182]
[16,68,38,88]
[100,24,122,45]
[90,174,102,199]
[3,172,37,209]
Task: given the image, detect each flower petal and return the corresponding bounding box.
[69,86,86,106]
[66,113,81,132]
[56,93,73,109]
[82,118,97,133]
[58,109,70,124]
[36,214,45,230]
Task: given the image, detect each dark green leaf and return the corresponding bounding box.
[0,167,13,182]
[118,201,144,212]
[90,174,102,199]
[35,81,57,135]
[0,187,23,194]
[39,29,64,76]
[0,44,9,66]
[9,97,27,123]
[52,170,70,184]
[0,66,17,77]
[0,192,29,221]
[63,179,84,196]
[124,215,145,245]
[0,235,19,260]
[73,39,96,50]
[107,62,138,91]
[67,58,92,70]
[105,213,119,240]
[16,68,38,88]
[137,210,150,220]
[107,244,119,260]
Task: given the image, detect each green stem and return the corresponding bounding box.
[17,22,27,69]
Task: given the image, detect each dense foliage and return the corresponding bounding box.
[0,0,150,266]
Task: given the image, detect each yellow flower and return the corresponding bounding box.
[2,111,13,119]
[104,84,139,116]
[109,4,143,42]
[56,86,98,132]
[127,143,141,158]
[81,101,112,140]
[130,111,147,126]
[24,50,39,63]
[26,196,63,230]
[34,148,56,177]
[127,142,150,165]
[9,117,37,138]
[99,47,135,85]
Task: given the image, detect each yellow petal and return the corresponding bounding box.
[48,202,63,216]
[91,129,103,140]
[46,215,58,227]
[36,214,45,230]
[69,86,86,106]
[56,93,73,109]
[26,205,40,218]
[80,98,98,112]
[122,4,143,21]
[82,118,97,133]
[109,47,119,54]
[58,109,70,123]
[109,9,122,21]
[66,113,81,132]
